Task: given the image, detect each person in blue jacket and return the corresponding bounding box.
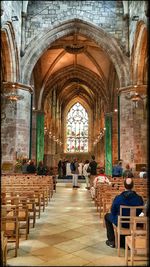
[104,177,144,248]
[112,160,123,177]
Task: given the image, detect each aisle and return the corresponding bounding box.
[7,182,126,266]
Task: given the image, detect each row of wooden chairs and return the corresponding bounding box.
[94,178,148,218]
[92,178,149,265]
[1,174,56,263]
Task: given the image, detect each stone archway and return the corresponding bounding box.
[130,20,147,85]
[1,21,19,82]
[21,19,129,88]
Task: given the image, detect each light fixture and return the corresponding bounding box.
[3,84,24,101]
[1,82,24,121]
[1,8,4,16]
[125,89,146,108]
[11,16,19,21]
[132,15,139,21]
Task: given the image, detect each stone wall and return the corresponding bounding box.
[1,1,148,73]
[25,0,127,52]
[16,90,31,159]
[120,91,147,170]
[1,104,17,162]
[129,1,147,54]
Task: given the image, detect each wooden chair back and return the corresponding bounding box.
[113,205,146,257]
[125,216,149,266]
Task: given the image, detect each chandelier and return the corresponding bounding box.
[125,85,146,108]
[2,82,24,101]
[64,43,86,54]
[1,81,24,121]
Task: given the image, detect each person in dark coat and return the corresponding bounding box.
[62,158,67,178]
[58,159,63,179]
[123,163,134,178]
[104,178,144,248]
[89,155,97,187]
[27,160,36,174]
[37,161,47,175]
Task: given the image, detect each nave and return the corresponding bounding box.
[7,182,146,266]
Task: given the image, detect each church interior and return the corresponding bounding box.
[1,1,149,266]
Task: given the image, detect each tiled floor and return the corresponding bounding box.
[7,182,148,266]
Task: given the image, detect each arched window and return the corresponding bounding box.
[66,102,88,152]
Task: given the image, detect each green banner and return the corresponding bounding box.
[105,115,112,176]
[36,113,44,164]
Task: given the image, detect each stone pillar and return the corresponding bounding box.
[31,109,37,162]
[105,113,112,176]
[52,89,57,155]
[1,82,33,168]
[119,85,147,170]
[36,111,44,164]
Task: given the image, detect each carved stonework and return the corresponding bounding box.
[64,44,86,54]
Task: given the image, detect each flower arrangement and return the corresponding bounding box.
[15,159,22,169]
[14,152,27,172]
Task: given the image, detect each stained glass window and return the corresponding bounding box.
[66,102,88,152]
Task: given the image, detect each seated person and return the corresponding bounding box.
[27,160,36,174]
[112,161,123,177]
[90,169,111,199]
[139,166,147,178]
[37,160,48,175]
[21,158,28,174]
[123,163,134,178]
[104,178,144,248]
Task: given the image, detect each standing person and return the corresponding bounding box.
[123,163,134,178]
[104,178,144,248]
[70,158,80,188]
[62,158,67,178]
[88,155,97,188]
[79,160,84,178]
[139,166,147,178]
[58,158,63,179]
[112,161,123,178]
[83,160,90,189]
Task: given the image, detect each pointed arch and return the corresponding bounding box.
[1,21,19,82]
[21,19,129,87]
[65,102,88,152]
[63,97,93,153]
[131,20,147,85]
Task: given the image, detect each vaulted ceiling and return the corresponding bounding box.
[33,33,117,111]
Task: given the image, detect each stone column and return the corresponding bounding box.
[119,85,147,170]
[52,89,57,156]
[36,111,44,164]
[105,113,112,176]
[1,82,33,168]
[31,109,37,162]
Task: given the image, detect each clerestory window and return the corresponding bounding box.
[66,102,88,152]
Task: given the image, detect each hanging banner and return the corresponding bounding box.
[36,113,44,164]
[105,115,112,176]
